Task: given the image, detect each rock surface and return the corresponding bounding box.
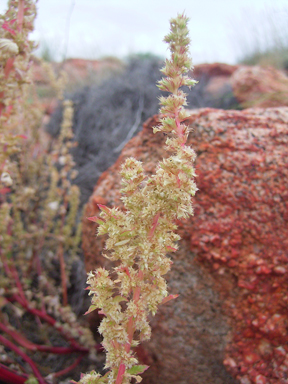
[231,65,288,108]
[82,107,288,383]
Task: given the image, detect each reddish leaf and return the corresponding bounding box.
[87,216,105,224]
[97,204,119,219]
[166,245,177,252]
[2,20,16,35]
[97,204,111,214]
[161,294,179,305]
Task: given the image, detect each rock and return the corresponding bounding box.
[191,63,240,110]
[82,107,288,383]
[231,65,288,108]
[58,58,123,85]
[193,62,239,78]
[31,56,123,86]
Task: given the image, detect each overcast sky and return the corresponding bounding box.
[0,0,287,63]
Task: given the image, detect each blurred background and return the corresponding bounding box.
[0,0,288,68]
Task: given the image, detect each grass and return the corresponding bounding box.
[231,6,288,69]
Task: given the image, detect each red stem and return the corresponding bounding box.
[0,335,47,384]
[119,270,144,382]
[2,258,27,305]
[17,0,24,32]
[0,363,28,384]
[59,242,68,306]
[115,363,126,384]
[59,196,69,306]
[52,355,84,378]
[11,265,28,305]
[6,295,91,353]
[0,322,86,354]
[125,316,134,354]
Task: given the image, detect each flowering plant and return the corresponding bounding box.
[81,13,198,384]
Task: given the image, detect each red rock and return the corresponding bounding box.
[193,63,239,78]
[83,108,288,384]
[82,107,288,383]
[30,56,123,85]
[231,66,288,108]
[193,63,239,105]
[57,57,123,85]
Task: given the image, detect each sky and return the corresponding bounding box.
[0,0,287,64]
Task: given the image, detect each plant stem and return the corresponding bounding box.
[0,335,47,384]
[0,322,89,354]
[0,363,28,384]
[6,295,99,353]
[52,355,84,378]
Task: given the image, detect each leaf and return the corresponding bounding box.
[119,228,134,237]
[15,134,28,139]
[87,216,98,222]
[166,245,177,252]
[24,377,38,384]
[97,204,111,214]
[87,216,105,224]
[112,296,128,304]
[2,20,16,36]
[127,365,149,375]
[161,294,179,305]
[97,204,119,219]
[114,239,130,246]
[84,305,98,315]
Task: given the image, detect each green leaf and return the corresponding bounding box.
[6,251,12,259]
[112,295,128,304]
[127,365,149,375]
[24,378,39,384]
